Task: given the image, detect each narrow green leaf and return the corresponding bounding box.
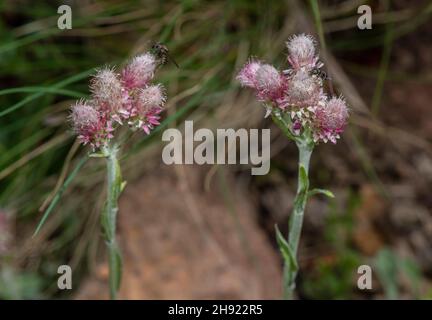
[308,188,335,199]
[120,181,127,192]
[308,0,326,51]
[275,224,298,272]
[89,152,106,158]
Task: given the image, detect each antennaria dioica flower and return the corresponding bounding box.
[68,53,166,299]
[237,34,349,299]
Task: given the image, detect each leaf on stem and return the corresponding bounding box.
[120,181,127,192]
[275,224,298,272]
[308,188,335,199]
[89,152,106,158]
[299,164,309,191]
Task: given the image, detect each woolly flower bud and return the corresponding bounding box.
[121,53,157,90]
[255,64,284,100]
[284,69,323,109]
[286,34,319,70]
[90,68,123,113]
[70,101,101,144]
[137,84,166,115]
[236,60,262,88]
[70,102,99,133]
[313,97,349,144]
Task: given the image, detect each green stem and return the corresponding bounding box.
[283,139,313,300]
[102,144,124,300]
[290,142,312,252]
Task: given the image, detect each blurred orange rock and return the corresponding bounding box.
[75,165,281,299]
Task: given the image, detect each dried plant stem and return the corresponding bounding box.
[101,144,125,300]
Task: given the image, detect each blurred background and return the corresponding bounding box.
[0,0,432,299]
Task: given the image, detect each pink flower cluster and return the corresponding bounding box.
[236,34,349,144]
[70,53,166,149]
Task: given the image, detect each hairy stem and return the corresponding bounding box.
[283,139,313,299]
[102,144,124,300]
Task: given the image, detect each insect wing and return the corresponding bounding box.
[166,51,179,68]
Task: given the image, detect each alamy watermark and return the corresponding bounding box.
[57,265,72,290]
[161,121,270,175]
[357,264,373,290]
[357,5,372,30]
[57,5,72,30]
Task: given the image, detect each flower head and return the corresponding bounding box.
[236,33,349,145]
[283,69,324,109]
[70,51,166,149]
[286,34,320,70]
[312,97,349,143]
[70,101,113,148]
[137,84,166,114]
[118,54,165,134]
[255,64,285,101]
[125,84,166,134]
[70,102,99,134]
[121,53,157,90]
[90,68,123,113]
[236,59,262,88]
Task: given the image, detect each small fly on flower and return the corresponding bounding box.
[309,67,331,81]
[150,41,179,68]
[284,67,330,81]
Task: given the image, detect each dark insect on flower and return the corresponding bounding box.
[150,42,179,68]
[309,68,331,81]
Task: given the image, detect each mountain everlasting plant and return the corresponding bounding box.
[237,34,349,299]
[70,52,166,299]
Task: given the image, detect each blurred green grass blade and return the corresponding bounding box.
[348,126,389,199]
[0,87,85,98]
[159,7,182,43]
[331,2,432,51]
[0,68,93,118]
[0,29,60,55]
[374,248,399,299]
[0,2,134,54]
[33,155,88,237]
[308,0,326,51]
[0,129,50,167]
[371,1,394,116]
